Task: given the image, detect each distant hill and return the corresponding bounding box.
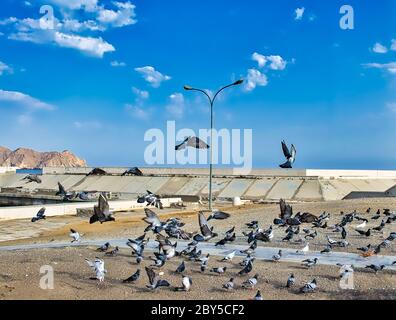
[0,146,87,168]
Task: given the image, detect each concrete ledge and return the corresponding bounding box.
[0,198,182,221]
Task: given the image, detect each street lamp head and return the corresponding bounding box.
[183,85,193,91]
[233,79,244,86]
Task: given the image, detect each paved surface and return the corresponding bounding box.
[1,239,395,270]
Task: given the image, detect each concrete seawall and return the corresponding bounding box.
[1,167,396,203]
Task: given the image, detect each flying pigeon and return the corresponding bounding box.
[85,258,106,282]
[69,228,81,243]
[89,194,115,224]
[193,212,218,242]
[56,182,75,201]
[122,167,143,176]
[138,191,163,209]
[175,136,210,151]
[123,269,140,283]
[145,267,170,290]
[279,140,296,169]
[31,207,46,222]
[156,233,177,259]
[23,174,42,184]
[174,276,192,292]
[223,278,235,290]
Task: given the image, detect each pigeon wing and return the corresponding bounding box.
[281,141,291,159]
[198,212,212,237]
[143,208,161,226]
[37,207,46,218]
[98,194,111,217]
[145,267,156,285]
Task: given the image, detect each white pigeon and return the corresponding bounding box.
[355,221,367,230]
[297,242,309,254]
[85,258,106,282]
[69,228,81,243]
[182,276,192,291]
[222,250,236,262]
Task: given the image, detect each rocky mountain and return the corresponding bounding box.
[0,146,87,168]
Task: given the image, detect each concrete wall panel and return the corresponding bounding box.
[266,179,304,200]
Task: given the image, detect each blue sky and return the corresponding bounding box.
[0,0,396,169]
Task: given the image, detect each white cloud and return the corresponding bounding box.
[0,61,13,76]
[97,1,137,27]
[166,93,185,118]
[266,55,287,70]
[53,32,115,57]
[0,89,55,110]
[46,0,99,12]
[132,87,149,99]
[252,52,267,68]
[363,62,396,74]
[110,60,126,67]
[295,7,305,20]
[391,40,396,51]
[372,42,388,54]
[24,1,32,6]
[135,66,171,87]
[251,53,287,70]
[244,69,268,92]
[125,103,151,120]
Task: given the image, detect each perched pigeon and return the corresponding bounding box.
[200,253,210,272]
[175,261,186,273]
[365,264,385,273]
[86,168,107,176]
[223,278,235,290]
[207,210,231,221]
[122,167,143,176]
[242,274,258,289]
[238,261,253,276]
[302,258,318,268]
[299,279,317,293]
[69,228,81,243]
[145,267,170,290]
[174,276,192,292]
[96,242,110,252]
[253,290,263,300]
[175,136,210,151]
[286,274,295,288]
[222,251,236,262]
[105,246,119,256]
[85,258,106,282]
[320,244,333,254]
[210,267,227,275]
[272,250,282,262]
[279,140,296,169]
[123,269,140,283]
[31,207,46,222]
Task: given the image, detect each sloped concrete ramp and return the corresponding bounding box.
[2,168,396,202]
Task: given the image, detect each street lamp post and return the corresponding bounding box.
[184,79,244,211]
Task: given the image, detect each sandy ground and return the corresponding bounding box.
[0,198,395,299]
[0,247,395,300]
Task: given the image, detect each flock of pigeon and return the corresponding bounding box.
[29,190,396,299]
